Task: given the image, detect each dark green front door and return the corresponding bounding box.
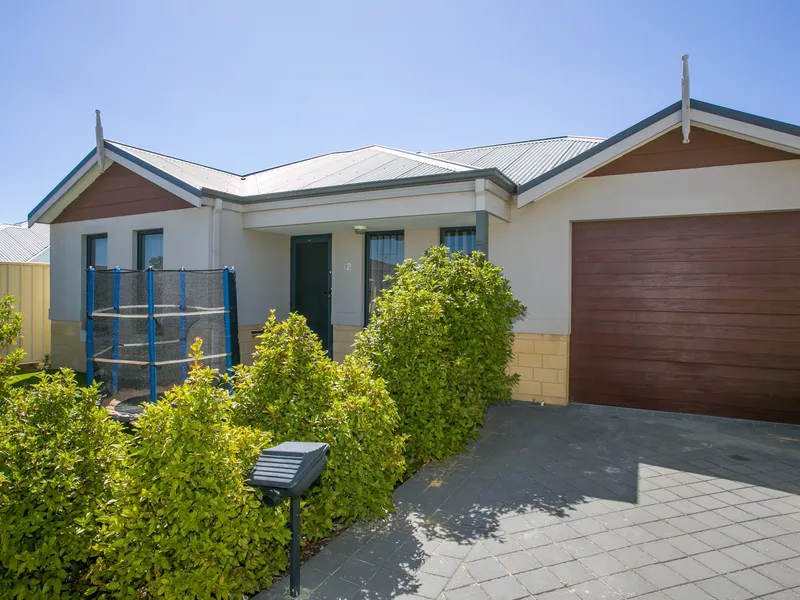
[290,235,332,355]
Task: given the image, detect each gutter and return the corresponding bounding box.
[201,168,517,204]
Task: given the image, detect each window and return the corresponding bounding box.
[87,234,108,270]
[441,226,476,254]
[137,229,163,270]
[365,231,404,322]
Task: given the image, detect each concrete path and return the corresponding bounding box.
[260,402,800,599]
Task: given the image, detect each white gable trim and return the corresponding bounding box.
[28,152,101,225]
[517,111,682,207]
[690,109,800,155]
[104,148,202,206]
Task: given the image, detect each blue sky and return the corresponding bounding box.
[1,0,798,223]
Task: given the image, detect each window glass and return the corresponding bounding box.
[441,227,476,254]
[87,235,108,270]
[138,230,163,270]
[365,232,404,319]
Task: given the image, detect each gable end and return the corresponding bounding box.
[588,127,798,177]
[53,163,196,223]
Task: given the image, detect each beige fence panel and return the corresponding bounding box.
[0,262,50,363]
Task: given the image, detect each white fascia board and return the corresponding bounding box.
[201,197,244,212]
[691,109,800,154]
[104,148,202,207]
[243,189,477,229]
[240,180,476,213]
[28,153,100,225]
[518,111,682,207]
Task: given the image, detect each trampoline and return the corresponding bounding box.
[86,267,239,414]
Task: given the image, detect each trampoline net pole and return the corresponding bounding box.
[223,268,233,377]
[112,267,120,394]
[86,267,94,385]
[147,268,157,402]
[180,269,187,380]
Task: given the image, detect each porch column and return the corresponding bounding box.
[475,209,489,258]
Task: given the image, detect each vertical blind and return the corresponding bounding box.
[366,232,404,318]
[442,227,476,254]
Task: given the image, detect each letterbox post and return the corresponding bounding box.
[247,441,329,598]
[290,496,301,597]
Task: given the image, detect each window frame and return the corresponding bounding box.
[86,233,108,270]
[136,229,164,270]
[440,226,477,254]
[363,230,404,325]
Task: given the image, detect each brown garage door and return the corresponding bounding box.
[570,211,800,424]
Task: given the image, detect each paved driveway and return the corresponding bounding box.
[261,402,800,600]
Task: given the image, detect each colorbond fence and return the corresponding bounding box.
[0,262,50,363]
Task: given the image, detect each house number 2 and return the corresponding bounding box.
[345,263,352,271]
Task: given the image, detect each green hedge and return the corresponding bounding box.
[232,312,406,541]
[353,245,525,471]
[0,371,124,599]
[89,341,288,598]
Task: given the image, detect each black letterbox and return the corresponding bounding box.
[247,441,329,597]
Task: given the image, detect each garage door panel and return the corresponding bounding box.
[572,320,800,342]
[573,212,800,240]
[573,310,800,329]
[572,332,800,356]
[571,357,800,386]
[576,273,800,288]
[570,342,800,371]
[573,260,800,276]
[572,296,800,316]
[573,246,800,264]
[570,377,800,410]
[573,231,800,252]
[570,211,800,423]
[575,285,800,301]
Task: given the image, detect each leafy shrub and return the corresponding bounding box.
[353,245,525,471]
[0,371,124,599]
[232,312,405,541]
[0,295,24,404]
[90,340,288,599]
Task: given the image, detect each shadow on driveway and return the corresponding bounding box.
[259,402,800,599]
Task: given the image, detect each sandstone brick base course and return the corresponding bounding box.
[508,333,569,405]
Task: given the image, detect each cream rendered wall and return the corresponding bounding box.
[331,231,364,327]
[404,228,439,262]
[219,210,290,327]
[491,159,800,335]
[49,206,213,322]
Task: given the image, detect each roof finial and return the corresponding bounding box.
[681,54,690,144]
[95,109,106,172]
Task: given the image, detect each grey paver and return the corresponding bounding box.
[443,585,490,600]
[571,578,623,600]
[726,569,784,597]
[755,561,800,588]
[721,544,773,567]
[496,550,540,575]
[603,570,656,598]
[635,563,689,589]
[463,557,508,583]
[548,560,596,586]
[516,567,565,595]
[479,575,529,600]
[663,582,716,600]
[529,544,575,567]
[693,550,747,574]
[695,575,754,600]
[665,556,717,582]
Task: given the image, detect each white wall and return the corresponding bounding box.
[491,159,800,335]
[219,210,289,326]
[404,228,439,261]
[49,207,212,322]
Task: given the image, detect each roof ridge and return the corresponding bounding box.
[430,135,605,155]
[106,140,243,177]
[372,145,474,172]
[240,146,375,178]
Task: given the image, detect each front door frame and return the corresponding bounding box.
[290,234,333,356]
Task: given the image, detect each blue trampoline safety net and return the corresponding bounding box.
[86,268,238,406]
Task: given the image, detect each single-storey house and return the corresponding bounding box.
[28,98,800,423]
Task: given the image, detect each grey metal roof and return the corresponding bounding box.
[106,142,467,198]
[104,137,605,201]
[429,136,604,185]
[0,223,50,263]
